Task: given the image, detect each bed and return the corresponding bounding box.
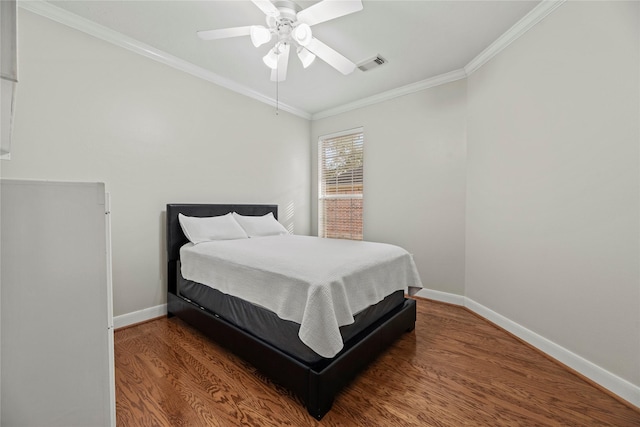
[166,203,420,419]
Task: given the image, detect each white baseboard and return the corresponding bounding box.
[114,291,640,408]
[418,289,640,408]
[113,304,167,329]
[415,288,465,306]
[464,297,640,408]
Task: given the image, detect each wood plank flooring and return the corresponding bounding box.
[115,299,640,426]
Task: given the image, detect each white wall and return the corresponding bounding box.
[2,10,311,317]
[4,0,639,406]
[466,0,639,387]
[311,80,467,296]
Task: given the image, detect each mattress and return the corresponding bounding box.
[179,275,406,365]
[180,235,423,357]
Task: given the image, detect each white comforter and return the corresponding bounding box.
[180,235,423,358]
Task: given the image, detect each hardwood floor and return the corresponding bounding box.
[115,299,640,426]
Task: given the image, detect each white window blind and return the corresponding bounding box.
[318,128,364,240]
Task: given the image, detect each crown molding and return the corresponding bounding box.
[465,0,567,76]
[311,68,468,120]
[313,0,567,120]
[19,0,567,122]
[18,0,312,120]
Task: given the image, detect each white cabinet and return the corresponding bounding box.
[0,180,115,427]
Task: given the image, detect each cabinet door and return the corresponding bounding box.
[1,180,114,427]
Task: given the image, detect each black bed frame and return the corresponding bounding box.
[166,204,417,419]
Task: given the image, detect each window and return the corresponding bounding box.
[318,128,364,240]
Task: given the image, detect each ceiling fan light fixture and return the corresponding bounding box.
[198,0,364,82]
[297,46,316,68]
[250,25,271,47]
[292,23,312,47]
[263,47,278,69]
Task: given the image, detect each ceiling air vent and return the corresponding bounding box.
[357,55,387,72]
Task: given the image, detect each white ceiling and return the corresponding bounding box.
[44,0,540,116]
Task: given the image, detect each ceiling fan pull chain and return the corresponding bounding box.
[276,35,280,115]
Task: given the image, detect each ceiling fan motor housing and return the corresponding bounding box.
[274,1,300,20]
[268,0,302,41]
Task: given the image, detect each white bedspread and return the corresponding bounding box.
[180,235,422,358]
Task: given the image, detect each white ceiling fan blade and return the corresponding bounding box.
[271,43,290,82]
[297,0,363,26]
[306,37,356,75]
[252,0,280,17]
[197,26,252,41]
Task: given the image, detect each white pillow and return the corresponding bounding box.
[178,212,248,244]
[232,212,289,237]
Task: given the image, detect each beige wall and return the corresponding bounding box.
[5,0,639,402]
[311,80,468,296]
[311,0,639,397]
[2,10,311,317]
[466,1,639,385]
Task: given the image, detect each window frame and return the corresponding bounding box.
[317,127,364,240]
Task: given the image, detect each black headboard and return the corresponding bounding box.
[166,204,278,295]
[166,203,278,262]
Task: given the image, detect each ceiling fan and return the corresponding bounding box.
[197,0,363,82]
